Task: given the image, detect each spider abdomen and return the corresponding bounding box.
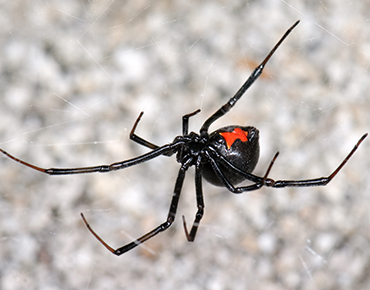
[202,126,260,186]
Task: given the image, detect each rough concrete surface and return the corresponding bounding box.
[1,1,370,289]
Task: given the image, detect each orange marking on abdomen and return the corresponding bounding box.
[220,128,248,149]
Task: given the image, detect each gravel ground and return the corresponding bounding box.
[1,1,370,289]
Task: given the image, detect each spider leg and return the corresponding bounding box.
[182,157,204,242]
[207,147,263,183]
[129,111,161,150]
[267,133,368,188]
[200,20,300,135]
[208,134,366,191]
[226,152,279,192]
[182,109,201,135]
[130,109,201,156]
[205,151,267,193]
[81,166,187,255]
[0,141,182,175]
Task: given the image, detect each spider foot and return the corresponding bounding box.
[80,213,116,254]
[182,215,195,242]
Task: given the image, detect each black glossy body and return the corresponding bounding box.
[201,126,260,186]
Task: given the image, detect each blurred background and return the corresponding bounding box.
[0,1,369,289]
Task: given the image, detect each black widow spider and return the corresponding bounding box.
[1,21,367,256]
